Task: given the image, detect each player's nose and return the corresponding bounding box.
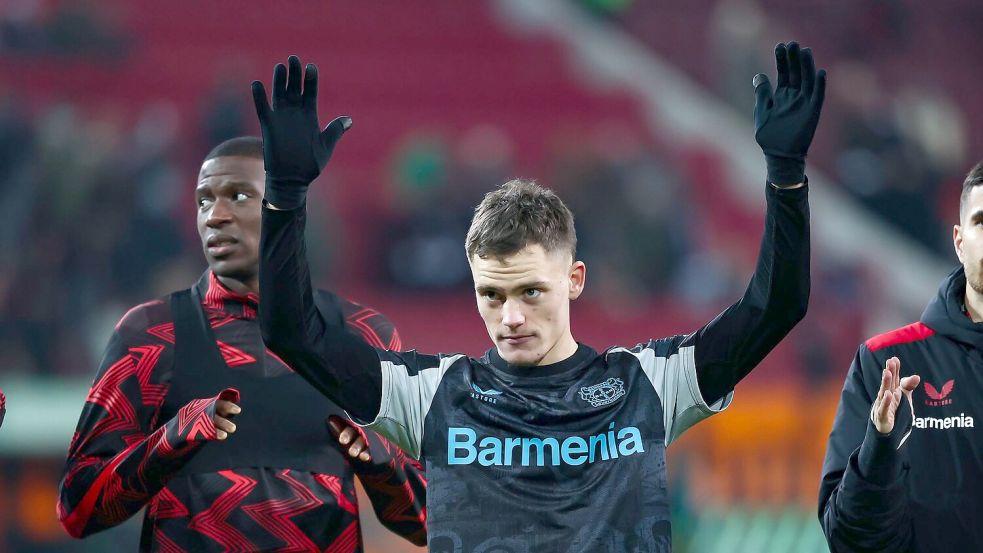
[501,300,525,328]
[206,199,235,227]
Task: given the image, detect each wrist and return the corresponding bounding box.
[764,154,805,187]
[168,388,240,444]
[265,176,311,211]
[858,417,903,485]
[858,393,913,485]
[769,180,806,190]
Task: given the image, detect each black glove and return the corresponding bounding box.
[753,42,826,186]
[251,55,352,210]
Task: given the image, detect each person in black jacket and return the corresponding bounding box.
[819,162,983,552]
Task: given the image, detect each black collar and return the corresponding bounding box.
[484,343,596,380]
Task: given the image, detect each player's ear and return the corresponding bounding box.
[954,224,965,264]
[568,260,586,300]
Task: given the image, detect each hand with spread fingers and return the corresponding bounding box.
[251,55,352,210]
[872,357,920,434]
[752,41,827,186]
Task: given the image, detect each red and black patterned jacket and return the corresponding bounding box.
[57,272,427,551]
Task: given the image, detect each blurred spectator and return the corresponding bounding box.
[382,127,508,290]
[576,0,635,21]
[200,70,249,150]
[622,0,973,257]
[709,0,777,107]
[829,63,955,250]
[0,100,186,376]
[1,0,128,59]
[552,121,702,312]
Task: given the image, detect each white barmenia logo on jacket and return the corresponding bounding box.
[914,413,975,429]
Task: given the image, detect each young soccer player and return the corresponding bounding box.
[255,43,824,552]
[58,137,426,551]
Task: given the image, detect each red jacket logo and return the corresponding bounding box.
[925,379,954,406]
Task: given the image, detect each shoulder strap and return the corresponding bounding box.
[159,288,226,423]
[171,288,226,367]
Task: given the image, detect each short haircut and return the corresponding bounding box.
[960,161,983,222]
[203,136,263,163]
[465,179,577,261]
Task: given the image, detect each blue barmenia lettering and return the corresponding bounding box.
[447,421,645,466]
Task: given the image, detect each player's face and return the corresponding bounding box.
[470,244,586,367]
[196,156,265,292]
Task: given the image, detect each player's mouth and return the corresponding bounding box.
[501,334,535,346]
[206,234,239,257]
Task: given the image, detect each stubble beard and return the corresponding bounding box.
[967,262,983,297]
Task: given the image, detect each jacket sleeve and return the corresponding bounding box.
[57,303,238,538]
[818,344,914,553]
[689,183,810,405]
[344,428,428,546]
[340,301,427,545]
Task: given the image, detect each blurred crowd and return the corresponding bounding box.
[615,0,978,252]
[0,94,189,377]
[0,0,884,384]
[0,0,128,59]
[0,91,868,386]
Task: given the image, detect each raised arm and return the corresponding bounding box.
[689,42,825,404]
[57,306,240,538]
[253,55,385,423]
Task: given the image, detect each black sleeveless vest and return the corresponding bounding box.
[159,287,349,476]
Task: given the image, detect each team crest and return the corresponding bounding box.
[579,378,626,407]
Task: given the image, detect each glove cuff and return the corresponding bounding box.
[265,177,310,211]
[170,388,240,443]
[764,154,805,187]
[857,393,913,485]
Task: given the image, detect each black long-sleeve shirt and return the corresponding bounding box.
[819,266,983,552]
[260,183,809,551]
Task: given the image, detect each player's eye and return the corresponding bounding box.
[234,192,250,201]
[482,290,502,302]
[198,197,213,209]
[524,288,542,299]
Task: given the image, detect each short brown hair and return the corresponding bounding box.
[960,161,983,222]
[465,179,577,260]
